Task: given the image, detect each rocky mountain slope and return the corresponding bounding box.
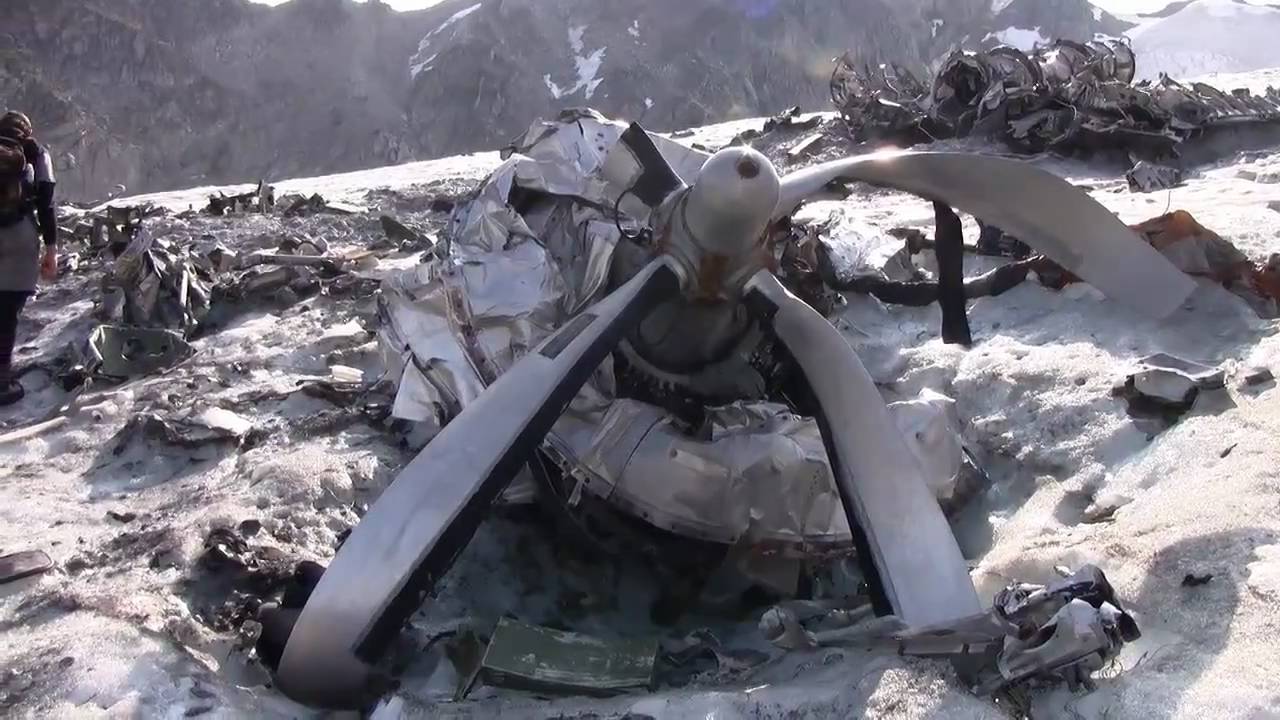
[1,0,1126,202]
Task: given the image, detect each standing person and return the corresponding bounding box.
[0,111,58,265]
[0,114,57,405]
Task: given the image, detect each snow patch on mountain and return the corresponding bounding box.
[986,25,1049,50]
[544,25,608,100]
[409,2,483,78]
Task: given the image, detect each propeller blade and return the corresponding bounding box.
[745,270,982,628]
[775,151,1196,319]
[274,258,682,709]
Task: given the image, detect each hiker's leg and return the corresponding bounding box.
[0,290,30,388]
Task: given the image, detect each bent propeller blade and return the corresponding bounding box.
[275,258,682,709]
[775,151,1196,319]
[745,270,982,628]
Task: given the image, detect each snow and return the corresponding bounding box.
[433,2,484,34]
[1127,0,1280,80]
[408,2,483,78]
[95,151,501,214]
[628,19,640,38]
[543,25,608,101]
[8,82,1280,718]
[985,26,1049,51]
[931,18,944,38]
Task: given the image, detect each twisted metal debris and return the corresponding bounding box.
[831,38,1280,160]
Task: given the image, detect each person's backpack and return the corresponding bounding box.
[0,136,35,228]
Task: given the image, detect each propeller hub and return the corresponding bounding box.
[660,146,780,299]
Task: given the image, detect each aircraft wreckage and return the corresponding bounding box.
[831,38,1280,186]
[254,109,1195,709]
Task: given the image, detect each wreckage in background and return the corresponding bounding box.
[831,38,1280,189]
[259,109,1190,709]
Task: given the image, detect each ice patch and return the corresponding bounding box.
[991,0,1016,13]
[931,18,944,38]
[985,26,1049,51]
[409,2,483,79]
[644,97,653,109]
[628,20,640,38]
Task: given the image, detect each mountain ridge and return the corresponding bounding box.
[1,0,1125,201]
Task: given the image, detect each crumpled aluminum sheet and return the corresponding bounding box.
[378,240,564,429]
[379,109,967,549]
[547,399,852,547]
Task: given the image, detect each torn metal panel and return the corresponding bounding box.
[1126,160,1183,192]
[887,391,965,508]
[760,564,1139,695]
[478,618,658,697]
[107,225,215,335]
[87,324,194,379]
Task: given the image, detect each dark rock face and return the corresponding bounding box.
[0,0,1121,201]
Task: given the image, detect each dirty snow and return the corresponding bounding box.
[6,75,1280,719]
[985,26,1049,51]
